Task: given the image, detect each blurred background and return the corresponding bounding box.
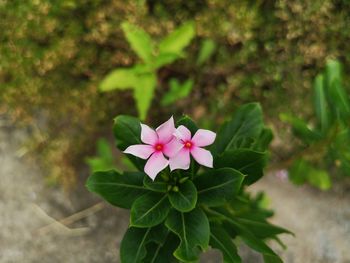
[1,0,350,262]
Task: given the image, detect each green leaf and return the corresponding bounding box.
[143,175,168,193]
[121,22,154,62]
[154,53,181,69]
[212,103,264,155]
[99,68,137,92]
[252,128,273,152]
[177,115,198,135]
[144,233,180,263]
[86,138,116,172]
[325,59,350,120]
[234,218,293,239]
[133,73,157,120]
[161,78,194,106]
[314,74,330,133]
[168,180,197,212]
[86,170,147,209]
[196,39,216,66]
[131,192,171,227]
[210,225,241,263]
[120,227,151,263]
[280,113,322,143]
[215,149,267,185]
[120,225,168,263]
[194,168,244,206]
[165,208,210,262]
[209,209,281,260]
[289,159,332,190]
[113,115,145,171]
[159,22,195,55]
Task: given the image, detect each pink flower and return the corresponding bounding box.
[123,117,182,180]
[169,125,216,171]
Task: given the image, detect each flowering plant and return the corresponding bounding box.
[86,103,291,263]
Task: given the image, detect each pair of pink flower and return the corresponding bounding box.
[124,117,216,180]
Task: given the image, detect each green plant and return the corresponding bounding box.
[99,21,195,120]
[281,59,350,189]
[161,78,194,106]
[86,103,291,262]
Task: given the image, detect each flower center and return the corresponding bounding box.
[155,143,163,151]
[184,141,192,149]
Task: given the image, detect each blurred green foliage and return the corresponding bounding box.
[281,60,350,189]
[1,0,350,186]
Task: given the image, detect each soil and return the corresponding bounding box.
[1,122,350,263]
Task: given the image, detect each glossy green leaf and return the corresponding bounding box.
[144,233,179,263]
[161,78,194,106]
[196,39,216,66]
[280,113,322,143]
[210,225,241,263]
[235,218,293,239]
[168,180,197,212]
[212,103,264,155]
[99,68,137,92]
[131,192,171,227]
[208,209,281,260]
[113,115,145,171]
[120,225,168,263]
[86,170,147,209]
[133,73,157,120]
[143,175,168,193]
[252,128,273,152]
[121,22,153,62]
[215,149,267,185]
[314,74,330,133]
[165,208,210,262]
[159,22,195,55]
[194,168,244,206]
[177,115,198,135]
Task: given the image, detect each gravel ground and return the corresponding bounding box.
[1,122,350,263]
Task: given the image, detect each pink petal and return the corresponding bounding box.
[140,124,158,145]
[191,146,213,168]
[124,144,155,159]
[163,138,184,158]
[174,125,192,142]
[144,152,169,180]
[192,129,216,147]
[156,116,175,144]
[169,148,191,171]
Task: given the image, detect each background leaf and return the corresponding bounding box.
[196,39,216,66]
[161,78,194,106]
[86,170,147,209]
[314,74,330,133]
[121,22,154,62]
[133,73,157,120]
[99,68,137,92]
[159,21,195,55]
[86,138,116,172]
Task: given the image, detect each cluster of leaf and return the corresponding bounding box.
[86,103,291,263]
[99,21,195,120]
[281,60,350,190]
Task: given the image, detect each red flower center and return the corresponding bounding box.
[184,141,192,149]
[155,143,163,151]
